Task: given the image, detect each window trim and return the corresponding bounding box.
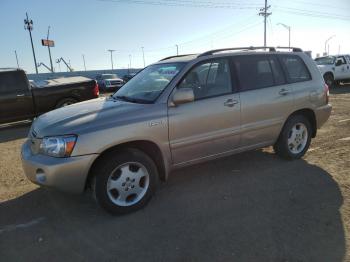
[0,71,29,94]
[277,54,312,84]
[176,57,236,101]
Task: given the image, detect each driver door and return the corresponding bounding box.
[168,58,241,165]
[335,57,347,80]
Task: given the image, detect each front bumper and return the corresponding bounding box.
[21,140,98,194]
[315,103,332,129]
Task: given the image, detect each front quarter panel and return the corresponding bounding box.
[71,103,171,169]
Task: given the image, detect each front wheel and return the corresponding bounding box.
[274,115,312,160]
[92,149,158,215]
[324,73,334,88]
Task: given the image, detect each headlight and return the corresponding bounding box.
[39,135,77,157]
[105,80,110,86]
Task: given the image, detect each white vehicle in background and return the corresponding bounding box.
[315,55,350,87]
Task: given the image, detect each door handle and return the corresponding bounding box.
[279,89,290,96]
[224,99,239,107]
[16,94,25,97]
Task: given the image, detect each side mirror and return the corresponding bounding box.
[172,88,194,106]
[336,60,342,66]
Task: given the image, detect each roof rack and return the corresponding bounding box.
[199,46,303,57]
[276,46,303,52]
[159,54,197,61]
[199,46,276,57]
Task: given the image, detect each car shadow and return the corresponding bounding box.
[0,150,345,262]
[0,123,31,143]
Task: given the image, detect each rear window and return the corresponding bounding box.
[233,55,285,91]
[280,55,311,83]
[0,71,28,93]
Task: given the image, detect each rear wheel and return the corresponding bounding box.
[92,149,158,215]
[274,115,312,160]
[56,98,78,108]
[324,73,334,88]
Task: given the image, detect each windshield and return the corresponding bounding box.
[315,56,336,65]
[113,63,185,103]
[102,74,118,79]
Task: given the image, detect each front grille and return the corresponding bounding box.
[110,80,122,85]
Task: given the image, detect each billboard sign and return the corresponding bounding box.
[41,39,55,47]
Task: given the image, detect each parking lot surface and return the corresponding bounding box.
[1,85,350,261]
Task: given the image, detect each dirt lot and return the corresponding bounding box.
[1,85,349,262]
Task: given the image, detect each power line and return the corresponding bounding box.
[275,6,350,21]
[98,0,261,9]
[274,0,350,11]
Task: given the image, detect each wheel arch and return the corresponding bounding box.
[85,140,167,190]
[55,96,80,108]
[287,108,317,138]
[323,71,334,79]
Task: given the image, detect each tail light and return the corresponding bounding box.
[324,83,329,104]
[93,81,99,97]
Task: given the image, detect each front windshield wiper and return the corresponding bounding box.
[114,95,152,104]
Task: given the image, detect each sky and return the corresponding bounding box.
[0,0,349,73]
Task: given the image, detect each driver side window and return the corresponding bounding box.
[178,59,232,100]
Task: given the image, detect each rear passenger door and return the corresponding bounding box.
[233,54,294,148]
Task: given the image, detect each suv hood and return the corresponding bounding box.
[32,97,149,137]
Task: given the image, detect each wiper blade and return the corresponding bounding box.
[115,95,152,104]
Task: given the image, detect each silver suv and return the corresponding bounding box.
[21,47,332,214]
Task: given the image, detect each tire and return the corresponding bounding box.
[56,98,78,108]
[92,148,158,215]
[324,73,334,88]
[274,115,312,160]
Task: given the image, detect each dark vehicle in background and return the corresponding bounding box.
[0,68,99,124]
[95,73,124,92]
[122,73,137,83]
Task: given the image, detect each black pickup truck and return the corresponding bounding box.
[0,68,99,124]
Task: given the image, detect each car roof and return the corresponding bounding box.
[157,54,199,63]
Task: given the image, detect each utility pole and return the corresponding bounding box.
[141,47,146,67]
[82,54,86,71]
[46,26,54,72]
[259,0,271,47]
[24,12,38,74]
[129,54,132,70]
[107,49,115,70]
[14,50,20,68]
[175,44,179,55]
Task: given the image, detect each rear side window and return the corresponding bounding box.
[279,55,311,83]
[0,71,28,93]
[233,55,285,91]
[269,57,286,85]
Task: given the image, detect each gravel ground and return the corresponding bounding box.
[0,85,349,262]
